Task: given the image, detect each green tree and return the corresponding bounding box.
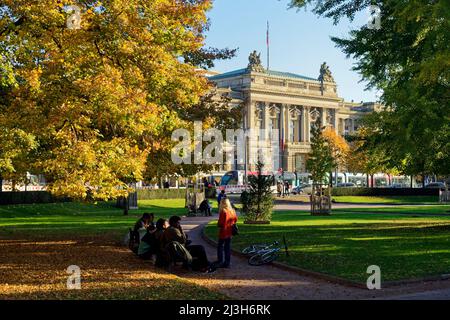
[241,160,274,223]
[289,0,450,176]
[346,127,395,187]
[306,118,335,184]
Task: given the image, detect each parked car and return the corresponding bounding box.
[292,184,313,195]
[425,182,446,190]
[336,182,356,188]
[390,183,405,188]
[291,186,300,195]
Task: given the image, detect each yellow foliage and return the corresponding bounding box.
[322,127,350,167]
[0,0,213,200]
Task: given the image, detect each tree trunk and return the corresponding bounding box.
[0,175,2,193]
[123,196,129,216]
[422,174,426,188]
[410,176,413,189]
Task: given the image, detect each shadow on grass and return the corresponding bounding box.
[204,212,450,282]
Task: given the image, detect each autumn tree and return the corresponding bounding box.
[0,0,234,200]
[144,91,243,184]
[322,126,349,186]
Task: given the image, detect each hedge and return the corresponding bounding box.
[137,188,217,200]
[0,188,217,205]
[137,189,187,200]
[331,187,440,197]
[0,191,69,205]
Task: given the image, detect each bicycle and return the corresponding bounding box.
[242,237,289,266]
[242,242,278,256]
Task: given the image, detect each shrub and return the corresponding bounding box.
[136,189,187,200]
[331,188,439,197]
[0,191,69,205]
[205,187,217,199]
[240,160,274,222]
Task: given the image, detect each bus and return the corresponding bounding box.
[217,170,279,194]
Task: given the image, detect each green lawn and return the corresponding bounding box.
[335,205,450,215]
[0,199,195,237]
[205,205,450,283]
[333,195,439,204]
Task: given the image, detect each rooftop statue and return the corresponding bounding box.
[318,62,335,83]
[247,50,265,72]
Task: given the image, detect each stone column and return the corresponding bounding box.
[321,108,327,127]
[301,106,306,142]
[333,110,338,133]
[338,118,343,135]
[247,101,254,131]
[263,102,270,140]
[304,106,310,142]
[285,104,291,144]
[263,102,272,168]
[246,101,255,169]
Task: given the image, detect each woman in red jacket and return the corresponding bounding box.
[216,198,238,268]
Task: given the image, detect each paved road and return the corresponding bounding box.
[176,213,450,300]
[387,288,450,300]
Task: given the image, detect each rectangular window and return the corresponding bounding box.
[289,120,295,142]
[294,119,300,142]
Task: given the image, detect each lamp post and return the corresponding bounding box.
[243,104,248,188]
[295,170,298,188]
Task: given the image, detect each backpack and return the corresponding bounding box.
[165,241,193,266]
[141,231,158,254]
[128,228,140,254]
[232,223,239,236]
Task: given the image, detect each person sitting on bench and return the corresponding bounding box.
[134,213,155,241]
[198,199,212,216]
[153,218,170,267]
[163,216,212,272]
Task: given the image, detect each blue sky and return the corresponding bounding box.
[204,0,379,103]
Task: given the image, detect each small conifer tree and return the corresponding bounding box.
[241,159,275,222]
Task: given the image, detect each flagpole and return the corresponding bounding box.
[267,21,270,70]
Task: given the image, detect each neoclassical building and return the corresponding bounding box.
[209,51,381,174]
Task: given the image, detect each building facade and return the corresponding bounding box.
[209,51,380,174]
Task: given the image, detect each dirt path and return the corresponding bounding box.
[178,214,450,300]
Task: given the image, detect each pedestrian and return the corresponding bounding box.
[217,189,226,207]
[277,181,282,197]
[284,181,290,197]
[216,198,238,268]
